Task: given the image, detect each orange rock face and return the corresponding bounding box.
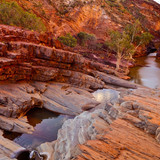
[53,87,160,160]
[13,0,160,41]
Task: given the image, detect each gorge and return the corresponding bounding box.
[0,0,159,160]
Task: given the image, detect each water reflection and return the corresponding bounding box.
[129,53,160,89]
[4,108,73,149]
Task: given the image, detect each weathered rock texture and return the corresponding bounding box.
[0,25,54,47]
[14,0,160,40]
[0,116,34,134]
[0,25,138,90]
[0,82,102,118]
[0,130,26,160]
[0,1,159,158]
[40,87,160,160]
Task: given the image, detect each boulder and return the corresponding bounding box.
[54,109,113,160]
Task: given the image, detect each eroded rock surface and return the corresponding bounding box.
[0,131,26,160]
[0,82,100,118]
[0,28,138,89]
[39,87,160,160]
[0,23,159,160]
[0,116,34,134]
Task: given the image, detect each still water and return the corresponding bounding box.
[129,53,160,89]
[4,108,73,149]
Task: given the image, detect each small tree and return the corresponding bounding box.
[125,20,142,44]
[125,20,153,50]
[106,20,153,71]
[106,31,135,70]
[134,32,153,50]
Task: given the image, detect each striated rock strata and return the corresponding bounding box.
[0,82,100,118]
[36,87,160,160]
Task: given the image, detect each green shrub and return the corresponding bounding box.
[0,1,46,32]
[77,32,96,46]
[58,33,77,47]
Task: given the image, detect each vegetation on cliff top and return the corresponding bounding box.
[0,1,46,32]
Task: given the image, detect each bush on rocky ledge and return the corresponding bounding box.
[77,32,96,46]
[58,33,77,47]
[0,1,46,32]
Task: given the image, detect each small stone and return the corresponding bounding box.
[132,102,139,110]
[120,101,133,110]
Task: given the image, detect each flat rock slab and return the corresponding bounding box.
[0,154,16,160]
[0,115,34,134]
[0,81,99,118]
[0,135,26,159]
[41,82,100,115]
